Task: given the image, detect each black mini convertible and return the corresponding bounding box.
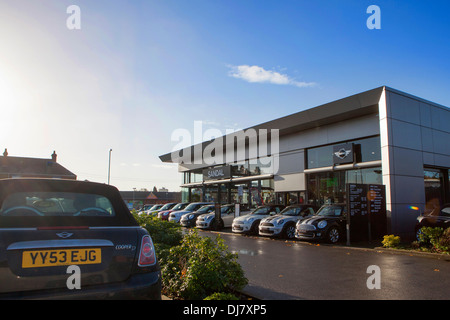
[0,178,161,299]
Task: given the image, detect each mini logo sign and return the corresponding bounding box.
[334,148,351,160]
[56,232,74,239]
[333,143,354,164]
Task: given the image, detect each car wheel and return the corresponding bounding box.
[212,219,224,231]
[327,227,341,243]
[250,221,260,235]
[284,224,296,239]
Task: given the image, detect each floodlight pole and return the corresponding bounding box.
[108,148,112,184]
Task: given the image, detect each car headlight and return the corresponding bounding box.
[206,215,213,221]
[247,217,255,223]
[188,214,194,219]
[277,219,284,225]
[318,220,327,229]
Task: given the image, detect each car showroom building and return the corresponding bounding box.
[159,86,450,239]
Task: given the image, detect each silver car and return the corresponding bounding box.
[259,205,317,239]
[232,205,285,235]
[196,204,236,230]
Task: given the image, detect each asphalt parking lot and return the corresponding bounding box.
[198,229,450,300]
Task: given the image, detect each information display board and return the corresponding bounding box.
[346,183,386,243]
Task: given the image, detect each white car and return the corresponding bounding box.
[196,204,240,230]
[232,205,285,235]
[168,202,213,223]
[259,205,317,239]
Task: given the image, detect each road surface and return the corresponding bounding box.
[199,230,450,300]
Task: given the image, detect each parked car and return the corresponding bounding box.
[196,204,239,230]
[137,204,152,215]
[158,202,188,221]
[259,205,317,239]
[145,204,165,217]
[415,203,450,241]
[295,203,347,243]
[232,204,285,235]
[139,204,162,216]
[180,204,216,227]
[168,202,213,223]
[0,178,161,299]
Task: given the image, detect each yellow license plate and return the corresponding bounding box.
[22,248,102,268]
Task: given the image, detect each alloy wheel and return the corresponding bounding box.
[328,227,340,243]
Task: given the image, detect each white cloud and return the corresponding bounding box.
[228,65,316,88]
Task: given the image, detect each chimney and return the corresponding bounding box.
[51,151,57,162]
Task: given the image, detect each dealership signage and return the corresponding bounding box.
[203,165,231,181]
[346,183,386,244]
[333,143,354,164]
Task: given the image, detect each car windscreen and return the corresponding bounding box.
[0,180,137,228]
[160,203,175,210]
[196,205,214,213]
[250,207,271,214]
[1,192,115,217]
[442,207,450,217]
[172,203,187,211]
[317,205,344,216]
[185,203,203,211]
[280,207,302,216]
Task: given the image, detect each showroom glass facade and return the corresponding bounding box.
[307,168,383,207]
[306,136,381,169]
[181,136,384,208]
[305,136,382,206]
[424,167,450,211]
[181,156,275,210]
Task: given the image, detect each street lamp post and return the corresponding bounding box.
[108,149,112,184]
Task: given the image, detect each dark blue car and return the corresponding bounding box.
[0,178,161,299]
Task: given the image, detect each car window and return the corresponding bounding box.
[221,206,234,214]
[441,207,450,217]
[1,192,115,217]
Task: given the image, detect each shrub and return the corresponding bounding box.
[382,234,401,248]
[160,229,248,300]
[417,227,450,253]
[204,292,239,300]
[418,227,443,247]
[437,228,450,252]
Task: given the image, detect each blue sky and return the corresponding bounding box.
[1,0,449,191]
